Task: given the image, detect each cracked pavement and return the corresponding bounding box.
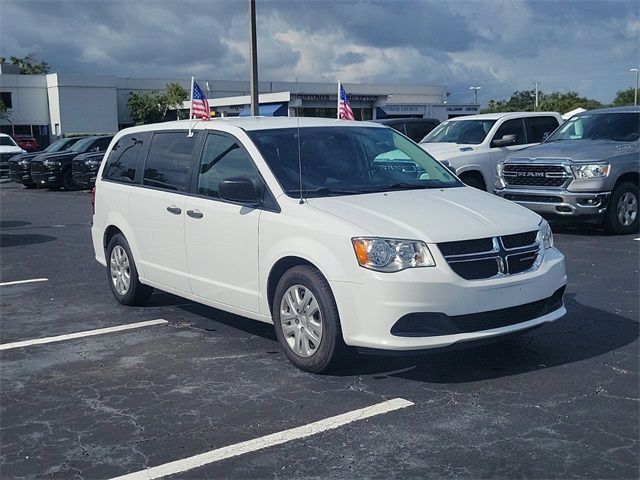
[0,183,638,479]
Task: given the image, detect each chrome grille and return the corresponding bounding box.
[503,164,571,187]
[439,231,540,280]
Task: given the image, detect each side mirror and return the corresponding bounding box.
[440,160,457,175]
[492,134,517,147]
[219,176,262,206]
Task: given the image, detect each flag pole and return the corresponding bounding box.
[337,81,341,119]
[188,76,194,137]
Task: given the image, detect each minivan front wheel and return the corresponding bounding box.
[106,233,153,306]
[273,265,347,373]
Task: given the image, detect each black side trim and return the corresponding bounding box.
[390,286,565,337]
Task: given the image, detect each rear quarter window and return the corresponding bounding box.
[103,134,144,183]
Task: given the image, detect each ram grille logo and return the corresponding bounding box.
[515,171,546,178]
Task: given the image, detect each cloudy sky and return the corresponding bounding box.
[1,0,638,104]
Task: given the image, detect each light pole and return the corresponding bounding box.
[533,81,541,111]
[631,68,639,106]
[249,0,259,116]
[469,86,482,105]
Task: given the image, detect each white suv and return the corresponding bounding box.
[92,117,567,372]
[419,112,563,190]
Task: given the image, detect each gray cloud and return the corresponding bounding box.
[1,0,638,104]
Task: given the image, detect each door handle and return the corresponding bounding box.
[187,209,203,219]
[166,205,182,215]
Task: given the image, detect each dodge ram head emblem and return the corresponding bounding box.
[516,171,546,177]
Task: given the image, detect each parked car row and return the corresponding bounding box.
[8,135,111,190]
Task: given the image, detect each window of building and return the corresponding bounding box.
[197,134,261,198]
[492,119,527,146]
[0,92,12,109]
[104,134,145,183]
[143,132,195,191]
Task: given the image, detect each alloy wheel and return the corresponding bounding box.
[617,192,638,227]
[110,245,131,295]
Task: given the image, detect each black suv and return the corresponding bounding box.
[9,137,83,188]
[72,151,106,189]
[373,118,440,142]
[31,136,112,190]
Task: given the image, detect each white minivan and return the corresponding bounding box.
[419,112,563,191]
[92,117,567,372]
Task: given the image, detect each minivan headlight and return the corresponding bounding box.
[572,163,609,179]
[352,237,435,272]
[537,219,553,249]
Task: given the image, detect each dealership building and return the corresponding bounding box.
[0,64,479,146]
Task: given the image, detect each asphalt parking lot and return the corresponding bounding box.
[0,182,638,480]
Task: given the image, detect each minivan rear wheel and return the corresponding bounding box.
[273,265,347,373]
[106,233,153,306]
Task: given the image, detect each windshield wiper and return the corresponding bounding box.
[288,187,361,197]
[362,183,430,193]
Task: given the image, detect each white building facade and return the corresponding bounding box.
[0,69,479,146]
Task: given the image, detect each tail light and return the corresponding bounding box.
[91,186,96,215]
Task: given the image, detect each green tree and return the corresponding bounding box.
[127,90,167,125]
[165,82,189,120]
[612,88,636,106]
[538,91,602,113]
[482,90,542,113]
[0,53,50,75]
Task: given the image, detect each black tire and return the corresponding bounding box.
[23,182,37,189]
[106,233,153,306]
[460,173,486,191]
[62,169,76,190]
[604,182,639,235]
[273,265,348,373]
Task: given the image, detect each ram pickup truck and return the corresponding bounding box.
[495,106,639,235]
[419,112,562,190]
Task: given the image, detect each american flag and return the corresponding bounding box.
[338,84,355,120]
[191,81,210,121]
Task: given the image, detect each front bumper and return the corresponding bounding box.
[32,170,64,187]
[331,247,567,351]
[72,171,97,189]
[9,164,33,184]
[495,187,610,217]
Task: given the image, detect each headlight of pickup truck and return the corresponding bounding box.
[352,237,435,272]
[572,163,609,179]
[537,219,553,249]
[44,160,62,168]
[495,162,506,188]
[18,159,29,167]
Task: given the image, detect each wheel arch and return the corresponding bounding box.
[267,256,318,316]
[613,171,639,190]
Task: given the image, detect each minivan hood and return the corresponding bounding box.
[507,139,638,163]
[418,142,480,161]
[306,186,540,244]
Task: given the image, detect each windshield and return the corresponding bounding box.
[70,137,95,152]
[248,126,461,198]
[547,112,640,142]
[421,119,496,145]
[45,138,74,152]
[0,136,17,147]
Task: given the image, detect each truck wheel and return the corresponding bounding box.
[604,182,638,235]
[460,173,486,191]
[106,233,153,306]
[273,265,348,373]
[62,169,76,190]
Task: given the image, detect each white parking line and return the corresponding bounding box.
[0,278,48,287]
[110,397,414,480]
[0,319,168,351]
[634,238,640,241]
